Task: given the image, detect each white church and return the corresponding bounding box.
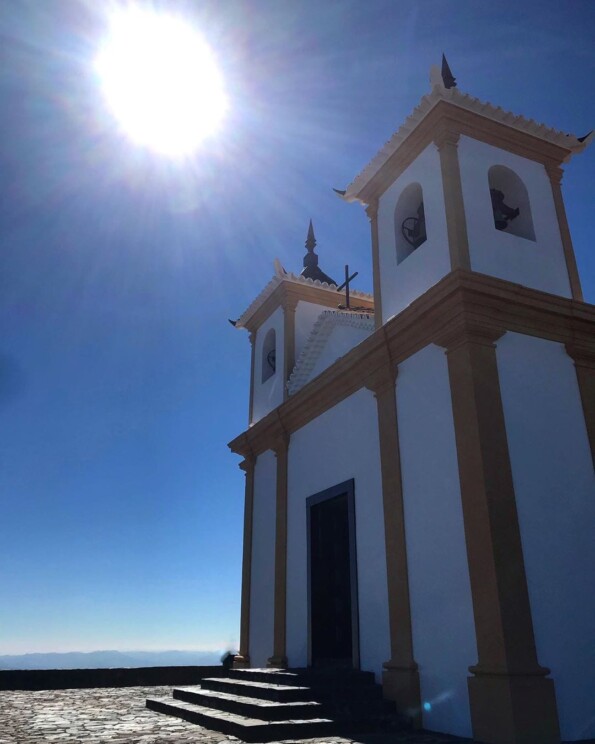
[228,60,595,744]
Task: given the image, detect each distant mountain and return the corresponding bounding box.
[0,649,226,670]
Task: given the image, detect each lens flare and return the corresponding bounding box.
[95,8,227,157]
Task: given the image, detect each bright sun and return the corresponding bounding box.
[95,9,227,157]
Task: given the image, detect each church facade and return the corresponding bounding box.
[228,62,595,744]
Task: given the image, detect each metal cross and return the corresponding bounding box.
[336,264,359,309]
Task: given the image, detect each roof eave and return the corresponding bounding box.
[343,86,590,206]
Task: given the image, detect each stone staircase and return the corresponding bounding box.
[146,667,409,741]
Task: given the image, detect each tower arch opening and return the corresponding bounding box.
[488,165,535,241]
[394,182,427,264]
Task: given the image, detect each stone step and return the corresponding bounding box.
[212,672,382,703]
[200,676,311,702]
[176,682,397,722]
[227,668,304,685]
[173,685,323,721]
[228,667,376,688]
[146,696,336,742]
[147,667,410,739]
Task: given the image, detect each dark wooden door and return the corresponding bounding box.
[309,493,354,666]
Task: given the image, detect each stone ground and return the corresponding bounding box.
[0,686,476,744]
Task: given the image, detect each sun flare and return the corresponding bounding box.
[95,9,227,157]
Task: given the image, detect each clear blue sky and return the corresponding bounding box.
[1,0,593,655]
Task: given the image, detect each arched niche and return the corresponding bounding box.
[394,182,427,264]
[261,328,276,383]
[488,165,535,241]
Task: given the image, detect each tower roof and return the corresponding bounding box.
[233,261,372,332]
[300,220,337,286]
[340,59,593,205]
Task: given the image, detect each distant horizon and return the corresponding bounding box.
[0,647,229,656]
[0,645,229,655]
[0,648,231,671]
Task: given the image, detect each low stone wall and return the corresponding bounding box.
[0,665,223,691]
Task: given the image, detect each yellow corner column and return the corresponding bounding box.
[566,343,595,468]
[546,165,583,301]
[282,297,298,401]
[234,455,256,669]
[440,324,560,744]
[248,331,256,425]
[365,353,421,726]
[435,129,471,272]
[366,199,383,329]
[267,432,289,668]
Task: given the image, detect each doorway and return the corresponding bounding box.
[307,480,359,668]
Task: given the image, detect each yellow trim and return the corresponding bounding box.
[566,343,595,468]
[546,164,583,301]
[364,355,420,724]
[435,130,471,271]
[242,279,373,335]
[230,271,595,459]
[282,297,297,401]
[355,101,578,206]
[234,455,256,669]
[248,332,256,425]
[267,431,289,668]
[438,325,560,743]
[366,200,383,329]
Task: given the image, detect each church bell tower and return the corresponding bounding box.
[232,223,373,425]
[340,55,590,324]
[229,58,595,744]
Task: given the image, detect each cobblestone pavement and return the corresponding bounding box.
[0,686,475,744]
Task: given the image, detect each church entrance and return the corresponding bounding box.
[307,480,359,668]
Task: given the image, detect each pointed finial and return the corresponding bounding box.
[441,54,456,89]
[305,219,317,252]
[300,220,337,285]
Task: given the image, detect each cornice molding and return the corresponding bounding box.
[343,88,590,204]
[433,126,461,150]
[565,343,595,367]
[545,163,564,185]
[365,199,379,220]
[236,273,373,333]
[229,271,595,459]
[272,431,290,456]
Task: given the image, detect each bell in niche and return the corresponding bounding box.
[266,349,276,373]
[401,202,427,249]
[490,188,520,231]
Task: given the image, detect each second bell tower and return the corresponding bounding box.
[341,57,589,324]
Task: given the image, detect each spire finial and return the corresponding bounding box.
[300,220,336,286]
[441,54,456,89]
[305,219,317,252]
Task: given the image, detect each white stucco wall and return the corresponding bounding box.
[496,333,595,741]
[458,136,572,297]
[252,306,284,424]
[249,449,277,667]
[285,389,390,678]
[306,324,372,384]
[377,144,450,322]
[397,344,476,738]
[295,301,329,360]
